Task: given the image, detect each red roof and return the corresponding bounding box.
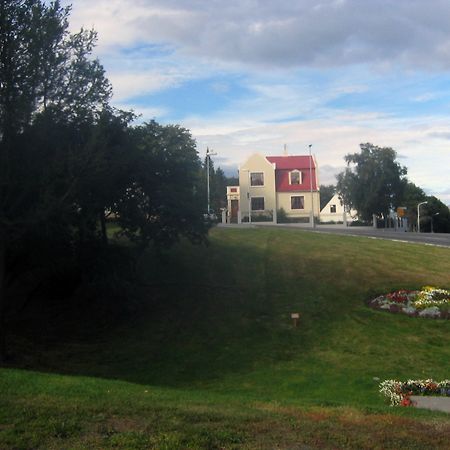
[266,155,317,191]
[266,155,315,170]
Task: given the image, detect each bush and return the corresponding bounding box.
[277,208,288,223]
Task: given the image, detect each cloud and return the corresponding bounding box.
[61,0,450,205]
[428,131,450,140]
[108,72,181,101]
[65,0,450,70]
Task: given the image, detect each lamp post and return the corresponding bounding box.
[240,168,251,223]
[431,212,440,233]
[417,201,428,233]
[206,147,217,215]
[309,144,315,228]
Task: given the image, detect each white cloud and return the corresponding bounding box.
[108,72,179,101]
[65,0,450,70]
[61,0,450,205]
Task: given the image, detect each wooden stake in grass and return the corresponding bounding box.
[291,312,300,327]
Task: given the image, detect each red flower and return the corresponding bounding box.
[400,397,412,407]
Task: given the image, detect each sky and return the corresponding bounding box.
[63,0,450,204]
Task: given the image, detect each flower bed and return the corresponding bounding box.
[380,379,450,406]
[369,286,450,319]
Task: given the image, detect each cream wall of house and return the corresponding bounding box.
[239,154,276,216]
[277,192,321,217]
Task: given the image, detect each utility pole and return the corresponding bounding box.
[417,201,428,233]
[309,144,315,228]
[206,147,217,215]
[431,212,440,233]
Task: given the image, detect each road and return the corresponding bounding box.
[223,223,450,248]
[306,225,450,248]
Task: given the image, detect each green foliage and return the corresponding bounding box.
[277,207,288,223]
[199,156,236,213]
[337,143,407,222]
[422,196,450,233]
[0,2,209,361]
[116,121,208,249]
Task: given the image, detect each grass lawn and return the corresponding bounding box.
[1,227,449,449]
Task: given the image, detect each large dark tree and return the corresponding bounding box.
[116,121,208,250]
[0,0,113,360]
[0,1,211,362]
[336,143,407,222]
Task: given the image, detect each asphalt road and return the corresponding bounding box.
[229,223,450,248]
[307,225,450,248]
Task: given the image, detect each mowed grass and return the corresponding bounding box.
[1,227,450,449]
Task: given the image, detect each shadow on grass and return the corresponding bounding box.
[5,227,450,394]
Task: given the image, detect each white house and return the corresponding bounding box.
[227,153,320,223]
[319,193,358,224]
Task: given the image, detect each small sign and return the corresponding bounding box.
[291,313,300,319]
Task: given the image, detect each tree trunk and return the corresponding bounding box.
[0,236,7,363]
[100,210,108,246]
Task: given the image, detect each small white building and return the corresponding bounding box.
[319,193,358,224]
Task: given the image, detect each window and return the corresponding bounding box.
[291,196,304,210]
[250,172,264,186]
[251,197,265,211]
[230,187,237,192]
[330,204,336,213]
[289,170,302,185]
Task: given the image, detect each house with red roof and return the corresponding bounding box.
[227,153,320,223]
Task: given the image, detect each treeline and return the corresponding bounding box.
[0,1,211,360]
[322,143,450,232]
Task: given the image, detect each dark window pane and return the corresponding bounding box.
[290,171,301,185]
[251,197,265,211]
[291,196,304,209]
[250,172,264,186]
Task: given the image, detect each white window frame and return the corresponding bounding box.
[290,195,305,210]
[251,196,265,211]
[289,170,302,185]
[250,172,264,187]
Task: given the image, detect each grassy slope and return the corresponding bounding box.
[1,228,449,449]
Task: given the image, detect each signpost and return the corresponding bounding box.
[291,312,300,327]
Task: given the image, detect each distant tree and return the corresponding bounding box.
[336,143,407,223]
[319,184,336,210]
[422,196,450,233]
[226,174,239,186]
[199,157,234,213]
[399,182,427,231]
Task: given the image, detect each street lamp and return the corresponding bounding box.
[206,147,217,215]
[431,212,440,233]
[240,168,251,223]
[308,144,315,229]
[417,201,428,233]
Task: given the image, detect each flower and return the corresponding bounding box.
[380,379,450,405]
[370,287,449,319]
